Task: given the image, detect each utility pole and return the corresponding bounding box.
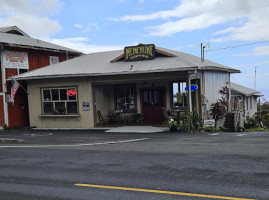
[254,66,257,90]
[201,43,205,62]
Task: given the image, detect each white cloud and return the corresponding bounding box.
[147,13,232,36]
[109,0,269,40]
[74,24,84,28]
[0,0,62,39]
[83,22,99,33]
[230,60,269,68]
[233,45,269,56]
[49,37,125,54]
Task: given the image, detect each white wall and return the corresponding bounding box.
[203,71,229,118]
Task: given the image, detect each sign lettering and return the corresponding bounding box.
[1,50,29,69]
[124,44,155,62]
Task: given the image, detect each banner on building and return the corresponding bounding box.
[1,50,29,69]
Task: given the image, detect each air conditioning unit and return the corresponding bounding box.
[5,94,11,103]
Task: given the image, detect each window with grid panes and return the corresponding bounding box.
[115,84,135,110]
[42,87,78,115]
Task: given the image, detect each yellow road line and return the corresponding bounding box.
[75,183,257,200]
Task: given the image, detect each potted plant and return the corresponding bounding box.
[133,113,143,123]
[167,118,178,132]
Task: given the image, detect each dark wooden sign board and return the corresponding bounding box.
[124,44,155,62]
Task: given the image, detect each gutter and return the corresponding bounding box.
[11,67,199,81]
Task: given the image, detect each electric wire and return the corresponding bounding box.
[206,40,269,52]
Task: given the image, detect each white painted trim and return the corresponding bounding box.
[0,50,8,127]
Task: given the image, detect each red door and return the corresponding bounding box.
[142,89,164,123]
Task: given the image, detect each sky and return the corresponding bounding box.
[0,0,269,101]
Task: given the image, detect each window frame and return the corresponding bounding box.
[41,87,78,115]
[171,81,188,108]
[114,84,136,111]
[49,56,59,65]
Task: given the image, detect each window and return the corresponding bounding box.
[50,56,59,65]
[172,81,187,108]
[18,69,28,74]
[250,96,252,109]
[42,87,78,115]
[115,84,135,110]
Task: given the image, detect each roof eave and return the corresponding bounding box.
[1,43,82,54]
[14,67,198,81]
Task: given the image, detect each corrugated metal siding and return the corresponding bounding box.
[204,71,229,108]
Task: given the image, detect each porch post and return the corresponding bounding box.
[195,79,200,114]
[188,74,192,113]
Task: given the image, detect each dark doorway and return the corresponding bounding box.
[141,88,165,123]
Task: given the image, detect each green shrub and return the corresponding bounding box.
[181,110,203,132]
[264,113,269,127]
[244,118,259,129]
[219,127,230,132]
[203,126,215,132]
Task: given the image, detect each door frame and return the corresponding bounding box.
[140,86,166,122]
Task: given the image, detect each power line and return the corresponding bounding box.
[206,40,269,52]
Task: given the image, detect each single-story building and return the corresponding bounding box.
[13,44,241,128]
[230,82,262,118]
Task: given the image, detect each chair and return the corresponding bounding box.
[161,107,177,125]
[97,110,108,126]
[108,110,117,124]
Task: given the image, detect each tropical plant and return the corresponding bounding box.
[133,113,143,122]
[167,118,178,128]
[181,110,203,132]
[209,86,229,127]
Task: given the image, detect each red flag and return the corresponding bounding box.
[11,77,20,105]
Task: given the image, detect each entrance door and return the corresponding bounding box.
[142,88,164,123]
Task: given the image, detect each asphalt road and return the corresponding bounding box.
[0,130,269,200]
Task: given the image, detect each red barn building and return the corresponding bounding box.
[0,26,82,128]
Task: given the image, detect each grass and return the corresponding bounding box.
[244,127,269,132]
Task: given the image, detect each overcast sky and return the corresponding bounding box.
[1,0,269,100]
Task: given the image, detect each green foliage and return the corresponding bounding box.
[166,118,178,128]
[219,127,230,132]
[264,113,269,127]
[176,92,182,104]
[181,110,203,132]
[244,118,259,129]
[203,126,215,132]
[259,99,269,111]
[133,113,143,120]
[244,127,269,132]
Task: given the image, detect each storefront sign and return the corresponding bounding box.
[204,120,215,127]
[82,102,90,111]
[124,44,155,62]
[1,50,29,69]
